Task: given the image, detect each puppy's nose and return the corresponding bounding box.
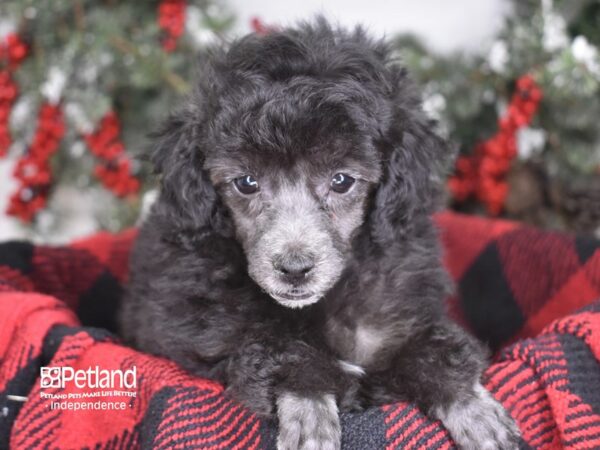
[273,254,315,285]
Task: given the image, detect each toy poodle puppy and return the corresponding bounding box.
[120,18,520,450]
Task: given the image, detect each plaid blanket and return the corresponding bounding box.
[0,211,599,449]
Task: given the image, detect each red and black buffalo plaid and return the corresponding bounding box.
[0,211,599,449]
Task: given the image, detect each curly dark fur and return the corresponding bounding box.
[120,18,519,450]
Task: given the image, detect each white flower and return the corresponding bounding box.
[0,18,16,40]
[571,35,600,76]
[185,6,218,48]
[517,127,546,159]
[422,93,446,120]
[488,40,509,73]
[69,141,86,158]
[9,96,33,129]
[542,0,568,52]
[41,67,68,104]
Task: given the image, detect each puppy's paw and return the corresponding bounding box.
[435,383,520,450]
[276,392,341,450]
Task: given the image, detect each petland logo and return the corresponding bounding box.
[40,366,137,389]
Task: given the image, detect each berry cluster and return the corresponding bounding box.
[7,104,65,222]
[158,0,186,52]
[448,75,543,215]
[0,33,28,67]
[83,112,140,197]
[0,33,28,156]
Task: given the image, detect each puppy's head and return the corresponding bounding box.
[152,19,451,308]
[207,133,381,308]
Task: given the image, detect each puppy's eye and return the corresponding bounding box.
[330,173,355,194]
[234,175,259,195]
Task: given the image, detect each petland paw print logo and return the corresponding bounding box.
[40,367,62,388]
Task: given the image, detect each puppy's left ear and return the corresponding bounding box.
[150,103,231,241]
[370,68,455,245]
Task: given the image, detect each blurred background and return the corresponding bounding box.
[0,0,598,243]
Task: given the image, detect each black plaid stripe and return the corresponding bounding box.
[459,242,524,350]
[0,241,34,274]
[77,270,123,333]
[559,333,600,416]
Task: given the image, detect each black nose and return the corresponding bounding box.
[273,254,315,285]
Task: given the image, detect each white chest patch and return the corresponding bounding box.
[338,360,366,377]
[353,324,385,365]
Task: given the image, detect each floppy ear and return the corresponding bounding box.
[370,70,454,246]
[151,107,231,242]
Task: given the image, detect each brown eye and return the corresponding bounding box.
[234,175,259,195]
[330,173,355,193]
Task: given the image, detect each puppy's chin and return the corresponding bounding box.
[266,290,323,309]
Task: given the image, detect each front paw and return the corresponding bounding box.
[276,392,341,450]
[435,383,520,450]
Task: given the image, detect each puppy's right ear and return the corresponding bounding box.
[150,107,223,240]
